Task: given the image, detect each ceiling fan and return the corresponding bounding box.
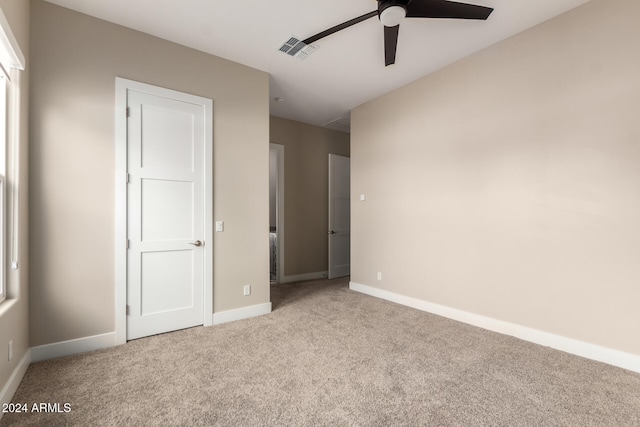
[299,0,494,66]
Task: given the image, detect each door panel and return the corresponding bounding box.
[127,89,205,340]
[141,250,195,315]
[141,104,195,171]
[329,154,351,279]
[141,179,194,241]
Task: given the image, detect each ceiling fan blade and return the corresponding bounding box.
[384,25,400,66]
[406,0,494,20]
[302,11,377,45]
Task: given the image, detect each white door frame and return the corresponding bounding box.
[114,78,213,345]
[269,143,284,284]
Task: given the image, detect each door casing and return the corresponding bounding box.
[115,78,214,344]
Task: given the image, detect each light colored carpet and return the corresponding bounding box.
[3,277,640,426]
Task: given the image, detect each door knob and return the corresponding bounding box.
[328,231,336,235]
[189,240,203,247]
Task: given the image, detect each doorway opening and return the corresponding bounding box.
[269,143,284,284]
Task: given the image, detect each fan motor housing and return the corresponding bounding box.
[378,0,409,15]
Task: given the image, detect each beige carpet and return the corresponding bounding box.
[3,277,640,426]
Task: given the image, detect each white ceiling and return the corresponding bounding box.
[43,0,591,129]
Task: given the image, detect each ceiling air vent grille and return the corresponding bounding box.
[323,115,351,133]
[279,36,317,60]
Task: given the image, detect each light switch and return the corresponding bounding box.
[360,194,366,201]
[215,221,224,232]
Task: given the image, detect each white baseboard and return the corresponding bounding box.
[0,349,31,419]
[213,302,272,325]
[280,271,328,284]
[349,281,640,374]
[31,332,116,363]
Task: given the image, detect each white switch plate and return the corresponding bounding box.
[360,194,366,201]
[215,221,224,232]
[377,272,382,281]
[243,285,251,296]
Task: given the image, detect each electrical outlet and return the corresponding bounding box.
[243,285,251,296]
[8,340,13,362]
[377,272,382,281]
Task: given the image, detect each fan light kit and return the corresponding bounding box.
[281,0,494,66]
[379,4,407,27]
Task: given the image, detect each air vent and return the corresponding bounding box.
[323,114,351,133]
[278,36,317,60]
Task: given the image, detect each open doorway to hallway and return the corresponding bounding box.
[270,143,284,284]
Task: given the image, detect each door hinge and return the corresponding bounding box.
[126,239,130,249]
[126,173,130,183]
[126,305,130,315]
[126,107,130,118]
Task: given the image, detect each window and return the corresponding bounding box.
[0,74,6,303]
[0,7,24,303]
[0,174,4,303]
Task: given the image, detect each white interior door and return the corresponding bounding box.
[328,154,350,279]
[126,88,207,340]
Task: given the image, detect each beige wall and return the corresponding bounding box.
[270,116,350,277]
[0,0,29,396]
[352,0,640,356]
[30,0,269,347]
